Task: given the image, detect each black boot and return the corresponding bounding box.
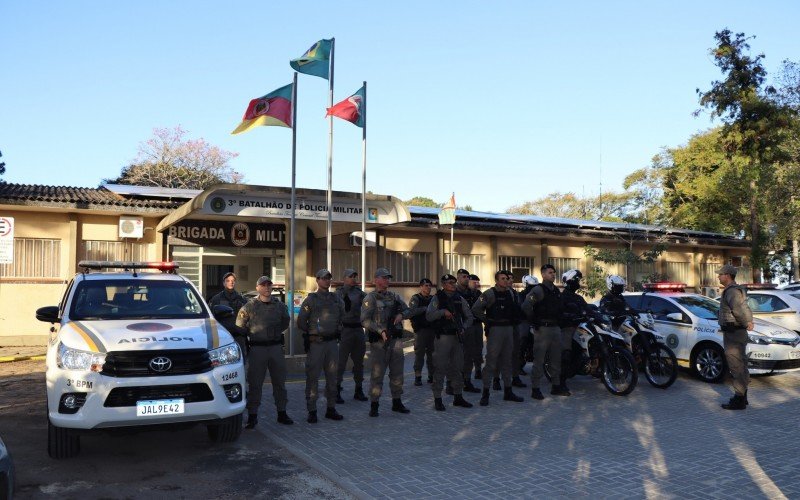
[530,388,544,400]
[392,398,411,414]
[434,397,446,411]
[479,388,490,406]
[307,410,318,423]
[369,401,379,417]
[744,390,749,406]
[463,378,481,393]
[503,386,523,402]
[427,373,434,384]
[551,385,571,396]
[721,394,747,410]
[512,376,527,388]
[245,413,258,429]
[336,386,345,404]
[474,366,482,380]
[325,407,344,420]
[453,394,473,408]
[492,377,501,391]
[353,384,368,401]
[277,411,294,425]
[445,381,454,396]
[559,372,570,394]
[414,376,423,386]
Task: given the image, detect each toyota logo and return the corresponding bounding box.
[149,356,172,372]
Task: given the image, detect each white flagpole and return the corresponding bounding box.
[289,72,298,355]
[326,38,335,270]
[361,81,367,285]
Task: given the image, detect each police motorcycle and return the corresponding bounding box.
[545,306,638,396]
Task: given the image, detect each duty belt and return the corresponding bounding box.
[249,337,284,347]
[343,322,362,328]
[309,334,339,342]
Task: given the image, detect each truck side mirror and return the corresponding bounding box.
[36,306,61,323]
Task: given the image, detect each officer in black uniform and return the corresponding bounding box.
[559,269,589,395]
[456,269,482,393]
[208,272,249,358]
[467,274,485,381]
[599,275,631,330]
[409,278,436,386]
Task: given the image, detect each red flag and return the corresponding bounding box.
[325,86,365,128]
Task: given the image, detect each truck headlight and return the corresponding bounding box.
[209,342,241,367]
[57,342,106,372]
[747,333,774,345]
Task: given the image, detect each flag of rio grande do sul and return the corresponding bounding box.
[231,83,293,135]
[326,86,365,128]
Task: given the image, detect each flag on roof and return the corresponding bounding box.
[290,39,333,80]
[326,86,365,128]
[438,193,456,225]
[231,83,293,135]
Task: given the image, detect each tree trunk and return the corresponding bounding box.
[750,180,761,283]
[793,239,800,283]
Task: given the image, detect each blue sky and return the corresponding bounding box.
[2,1,798,213]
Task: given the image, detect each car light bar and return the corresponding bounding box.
[740,283,778,290]
[642,282,687,292]
[78,261,180,273]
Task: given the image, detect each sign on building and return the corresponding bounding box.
[0,216,14,264]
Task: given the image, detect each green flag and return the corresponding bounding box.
[290,39,333,80]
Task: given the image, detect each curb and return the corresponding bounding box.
[0,354,46,363]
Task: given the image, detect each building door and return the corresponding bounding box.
[204,264,234,300]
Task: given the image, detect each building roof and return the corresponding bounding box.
[0,183,186,213]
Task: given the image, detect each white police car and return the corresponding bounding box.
[37,261,245,459]
[620,283,800,383]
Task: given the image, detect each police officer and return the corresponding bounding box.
[361,267,413,417]
[467,274,485,381]
[599,275,631,330]
[455,270,482,393]
[208,272,249,358]
[523,264,567,400]
[426,274,475,410]
[559,269,589,395]
[334,269,369,402]
[236,275,293,428]
[509,275,528,389]
[297,269,346,423]
[409,278,436,386]
[517,274,539,377]
[717,264,753,410]
[471,270,524,406]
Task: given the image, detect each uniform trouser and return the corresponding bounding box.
[305,340,339,411]
[531,326,562,389]
[723,331,750,396]
[462,324,484,377]
[433,334,465,397]
[337,326,366,386]
[413,327,436,376]
[368,338,404,402]
[246,344,288,413]
[483,325,514,389]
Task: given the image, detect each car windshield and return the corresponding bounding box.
[70,280,207,320]
[673,295,719,320]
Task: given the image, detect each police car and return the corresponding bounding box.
[737,284,800,334]
[36,261,245,459]
[619,283,800,383]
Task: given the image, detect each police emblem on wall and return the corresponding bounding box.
[231,222,250,247]
[210,197,226,213]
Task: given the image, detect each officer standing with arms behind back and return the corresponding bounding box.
[208,272,249,358]
[409,278,436,386]
[334,269,369,402]
[297,269,346,423]
[236,275,293,428]
[361,268,413,417]
[717,264,753,410]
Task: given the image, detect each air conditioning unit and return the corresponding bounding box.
[119,216,144,239]
[701,286,720,299]
[349,231,376,247]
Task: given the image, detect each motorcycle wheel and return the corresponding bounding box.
[601,346,637,396]
[643,343,678,389]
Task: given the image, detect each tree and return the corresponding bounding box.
[405,196,440,208]
[507,191,634,221]
[105,127,242,189]
[622,164,666,225]
[584,237,667,295]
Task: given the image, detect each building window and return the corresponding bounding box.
[631,261,656,283]
[444,253,482,278]
[665,261,691,284]
[385,251,431,283]
[84,240,148,262]
[0,238,61,278]
[498,256,535,283]
[700,263,718,286]
[332,249,375,281]
[547,257,580,279]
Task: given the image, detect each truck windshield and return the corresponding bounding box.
[673,295,719,320]
[70,280,207,320]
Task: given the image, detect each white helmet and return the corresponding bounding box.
[606,275,626,294]
[562,269,582,285]
[522,274,539,286]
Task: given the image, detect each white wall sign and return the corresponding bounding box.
[0,216,14,264]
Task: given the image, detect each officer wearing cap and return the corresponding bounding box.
[409,278,436,386]
[297,269,346,423]
[361,267,413,417]
[467,274,485,380]
[471,270,525,406]
[455,268,482,393]
[236,275,293,428]
[208,272,249,357]
[717,264,753,410]
[334,269,368,402]
[426,273,475,410]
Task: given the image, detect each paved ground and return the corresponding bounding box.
[253,350,800,499]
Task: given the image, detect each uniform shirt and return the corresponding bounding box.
[425,290,474,330]
[236,297,290,342]
[599,292,629,316]
[521,281,562,323]
[472,287,521,325]
[718,282,753,327]
[334,284,366,326]
[209,289,248,336]
[408,293,434,328]
[296,289,346,337]
[360,290,411,335]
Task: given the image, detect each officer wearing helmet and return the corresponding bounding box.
[599,275,631,329]
[559,269,589,395]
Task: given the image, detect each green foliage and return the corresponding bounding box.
[580,263,607,299]
[507,191,634,222]
[405,196,441,208]
[585,242,667,292]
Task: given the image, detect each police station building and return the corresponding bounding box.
[0,182,750,351]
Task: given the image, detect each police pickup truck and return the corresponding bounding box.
[36,261,245,459]
[619,283,800,383]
